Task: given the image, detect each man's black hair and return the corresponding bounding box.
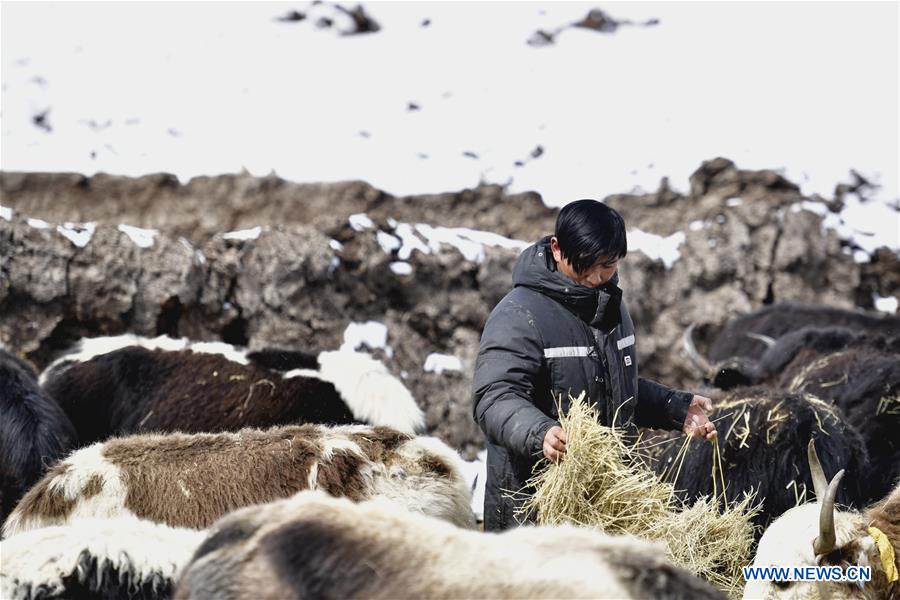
[554,199,627,274]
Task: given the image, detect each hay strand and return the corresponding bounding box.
[515,393,759,598]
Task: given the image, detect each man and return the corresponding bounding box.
[472,199,716,532]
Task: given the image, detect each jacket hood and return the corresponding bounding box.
[512,236,622,330]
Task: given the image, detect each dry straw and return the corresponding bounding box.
[515,393,759,598]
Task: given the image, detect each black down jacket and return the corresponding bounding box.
[472,237,693,531]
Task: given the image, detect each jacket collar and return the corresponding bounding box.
[512,237,622,332]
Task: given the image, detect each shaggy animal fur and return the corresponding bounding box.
[175,491,726,600]
[778,347,900,504]
[0,350,77,525]
[37,334,252,386]
[39,336,424,443]
[707,326,900,390]
[2,424,475,537]
[703,327,900,505]
[651,389,868,529]
[707,304,900,363]
[0,516,204,600]
[745,479,900,599]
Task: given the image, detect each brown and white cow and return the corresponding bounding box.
[175,491,726,600]
[2,424,475,537]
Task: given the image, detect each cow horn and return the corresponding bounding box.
[813,469,844,557]
[682,323,712,376]
[745,332,776,347]
[807,439,828,500]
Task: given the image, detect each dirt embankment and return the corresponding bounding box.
[1,158,896,456]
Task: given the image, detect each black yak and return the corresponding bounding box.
[650,388,868,529]
[705,303,900,364]
[0,349,77,525]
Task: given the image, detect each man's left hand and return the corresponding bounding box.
[683,394,717,441]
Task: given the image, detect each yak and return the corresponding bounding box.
[744,441,899,600]
[684,304,900,374]
[781,345,900,504]
[0,349,77,525]
[684,325,899,390]
[175,491,726,600]
[684,326,900,505]
[650,388,868,529]
[0,516,204,600]
[2,424,475,538]
[38,335,425,444]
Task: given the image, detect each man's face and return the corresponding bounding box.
[550,237,619,289]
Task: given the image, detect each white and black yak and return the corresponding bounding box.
[744,442,900,600]
[2,424,475,537]
[0,516,204,600]
[175,491,726,600]
[650,388,868,529]
[0,349,77,525]
[38,334,425,443]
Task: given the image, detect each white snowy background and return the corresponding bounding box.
[2,2,897,206]
[2,2,898,510]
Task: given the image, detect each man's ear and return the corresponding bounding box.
[549,236,561,261]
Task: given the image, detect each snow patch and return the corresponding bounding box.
[349,213,373,231]
[390,261,412,275]
[394,223,431,260]
[414,224,528,263]
[0,205,12,221]
[793,196,899,256]
[329,239,344,251]
[725,197,744,207]
[118,224,158,248]
[341,321,393,358]
[628,229,686,269]
[874,294,898,314]
[376,231,401,253]
[424,353,463,375]
[57,222,96,247]
[27,218,49,229]
[223,226,262,241]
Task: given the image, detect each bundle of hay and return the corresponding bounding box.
[515,393,758,598]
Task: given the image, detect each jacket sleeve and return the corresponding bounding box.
[472,302,557,462]
[634,377,693,431]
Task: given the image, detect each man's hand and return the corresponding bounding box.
[683,394,717,441]
[543,425,567,462]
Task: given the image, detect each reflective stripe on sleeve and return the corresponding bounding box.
[543,346,592,358]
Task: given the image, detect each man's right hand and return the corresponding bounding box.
[543,425,567,462]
